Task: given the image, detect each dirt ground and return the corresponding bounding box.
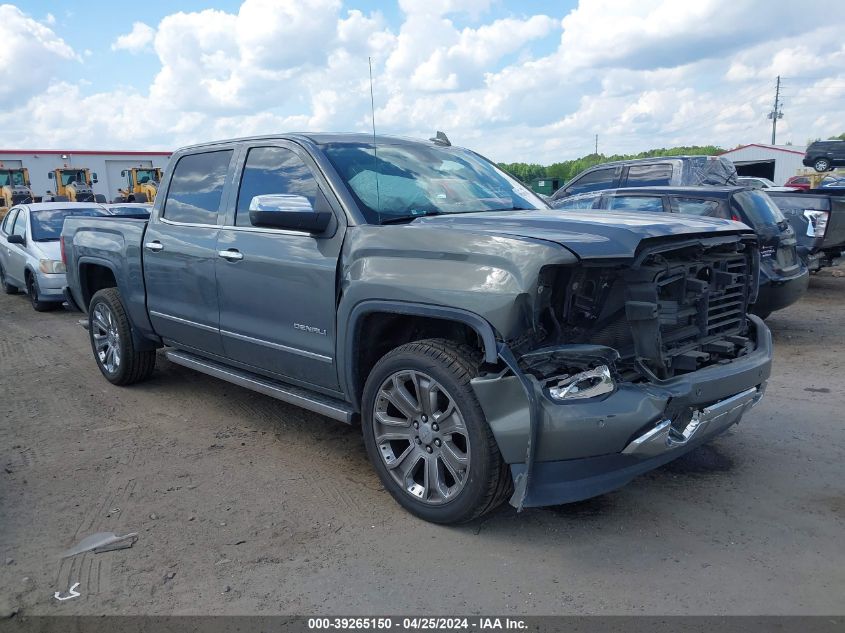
[1,273,843,617]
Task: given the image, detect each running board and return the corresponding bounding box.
[164,350,354,424]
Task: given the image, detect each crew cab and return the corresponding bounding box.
[62,134,772,524]
[549,155,737,200]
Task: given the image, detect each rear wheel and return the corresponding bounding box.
[0,263,17,294]
[88,288,156,385]
[814,158,831,172]
[362,339,511,524]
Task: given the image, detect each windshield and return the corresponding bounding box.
[60,170,88,186]
[30,207,105,241]
[134,169,159,184]
[731,190,786,228]
[323,142,547,223]
[0,170,23,186]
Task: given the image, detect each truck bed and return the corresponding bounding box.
[61,216,153,338]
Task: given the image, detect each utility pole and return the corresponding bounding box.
[595,134,598,155]
[767,76,783,145]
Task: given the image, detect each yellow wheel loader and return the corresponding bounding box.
[0,167,40,219]
[114,167,162,203]
[45,168,103,203]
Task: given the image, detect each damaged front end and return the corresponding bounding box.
[471,234,772,510]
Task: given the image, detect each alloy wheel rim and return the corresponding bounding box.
[373,370,471,505]
[92,303,121,373]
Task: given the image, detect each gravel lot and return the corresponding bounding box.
[1,273,843,616]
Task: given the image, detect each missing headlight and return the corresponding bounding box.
[547,365,614,401]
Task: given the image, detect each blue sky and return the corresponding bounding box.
[3,1,843,163]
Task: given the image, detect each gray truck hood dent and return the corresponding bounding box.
[411,210,752,260]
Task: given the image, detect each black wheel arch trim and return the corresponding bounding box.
[76,256,161,352]
[342,300,499,412]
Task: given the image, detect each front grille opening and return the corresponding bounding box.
[546,239,755,381]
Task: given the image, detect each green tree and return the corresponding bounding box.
[828,133,845,141]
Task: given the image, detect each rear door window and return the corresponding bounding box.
[566,167,619,195]
[624,164,673,186]
[163,150,233,225]
[1,208,18,234]
[607,195,665,213]
[671,197,727,218]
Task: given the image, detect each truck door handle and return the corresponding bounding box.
[144,241,164,252]
[218,249,243,261]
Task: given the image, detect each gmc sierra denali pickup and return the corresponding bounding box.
[62,133,772,524]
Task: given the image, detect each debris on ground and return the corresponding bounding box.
[54,582,81,601]
[61,532,138,558]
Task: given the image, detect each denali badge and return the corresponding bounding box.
[294,323,327,336]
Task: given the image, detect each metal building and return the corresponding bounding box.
[0,149,171,202]
[718,143,807,185]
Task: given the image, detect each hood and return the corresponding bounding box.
[411,209,751,259]
[32,240,61,261]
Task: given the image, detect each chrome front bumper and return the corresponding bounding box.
[622,384,766,458]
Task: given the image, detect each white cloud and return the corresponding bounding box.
[111,21,155,53]
[0,4,78,105]
[1,0,844,164]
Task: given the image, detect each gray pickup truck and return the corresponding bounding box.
[62,134,772,524]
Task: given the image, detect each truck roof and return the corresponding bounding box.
[176,133,447,152]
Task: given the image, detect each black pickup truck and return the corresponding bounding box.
[62,134,772,524]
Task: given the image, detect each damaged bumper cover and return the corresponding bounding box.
[470,315,772,510]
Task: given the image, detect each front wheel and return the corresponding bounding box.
[88,288,156,385]
[362,339,512,524]
[814,158,831,172]
[27,275,55,312]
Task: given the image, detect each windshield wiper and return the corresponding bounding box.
[380,210,444,225]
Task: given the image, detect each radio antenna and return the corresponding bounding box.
[368,56,381,216]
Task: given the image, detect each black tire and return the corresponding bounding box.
[94,194,107,203]
[52,195,69,202]
[814,158,831,172]
[362,339,512,524]
[26,274,55,312]
[88,288,156,385]
[0,263,17,294]
[113,196,127,203]
[132,192,148,203]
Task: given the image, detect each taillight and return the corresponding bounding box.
[803,210,829,237]
[60,236,66,264]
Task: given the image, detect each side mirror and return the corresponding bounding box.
[92,173,98,183]
[48,172,54,180]
[121,170,126,177]
[8,234,24,245]
[248,194,331,233]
